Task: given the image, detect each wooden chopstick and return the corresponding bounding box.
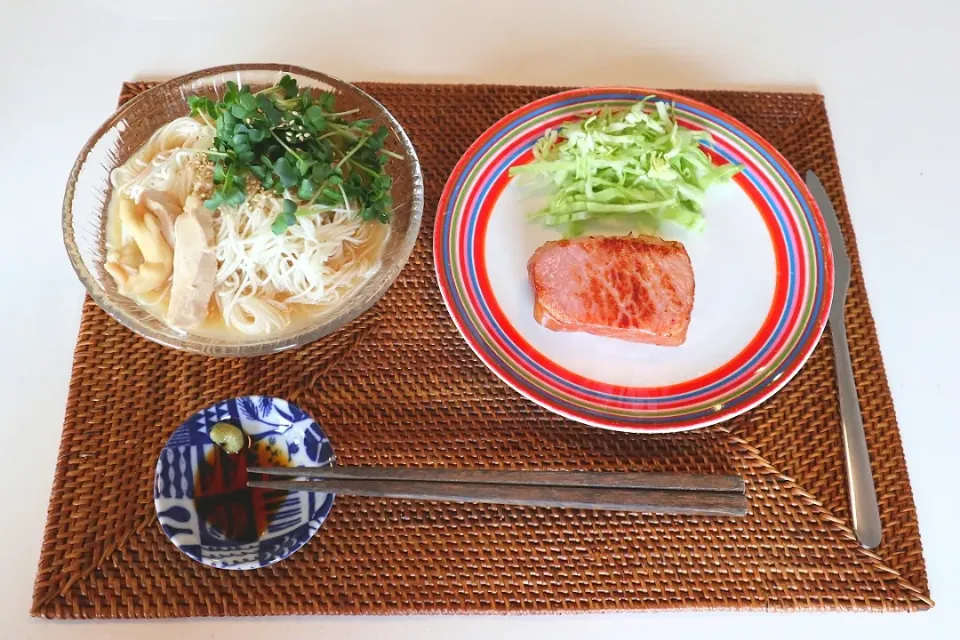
[248,466,745,494]
[248,478,746,516]
[247,468,748,517]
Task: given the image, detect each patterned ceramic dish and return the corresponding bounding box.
[63,64,424,357]
[435,87,834,433]
[154,396,334,570]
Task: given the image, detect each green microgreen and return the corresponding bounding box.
[188,74,400,233]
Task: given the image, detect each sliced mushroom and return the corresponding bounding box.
[104,197,173,296]
[141,189,182,248]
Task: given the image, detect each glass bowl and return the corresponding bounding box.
[63,64,423,356]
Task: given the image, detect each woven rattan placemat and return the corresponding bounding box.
[32,82,930,618]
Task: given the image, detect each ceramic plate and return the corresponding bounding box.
[435,88,833,432]
[154,396,335,570]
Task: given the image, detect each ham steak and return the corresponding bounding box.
[527,235,695,346]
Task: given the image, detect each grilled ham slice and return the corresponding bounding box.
[527,235,695,346]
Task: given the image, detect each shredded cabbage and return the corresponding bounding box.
[509,99,741,236]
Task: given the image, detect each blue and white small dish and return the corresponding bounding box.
[154,396,335,570]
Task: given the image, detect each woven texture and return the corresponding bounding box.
[32,83,930,618]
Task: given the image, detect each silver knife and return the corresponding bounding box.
[805,171,882,549]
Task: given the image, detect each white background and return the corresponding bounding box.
[1,1,957,637]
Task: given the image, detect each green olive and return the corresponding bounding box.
[210,422,247,455]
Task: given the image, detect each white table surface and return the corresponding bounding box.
[2,1,958,637]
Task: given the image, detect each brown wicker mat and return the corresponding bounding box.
[33,82,930,618]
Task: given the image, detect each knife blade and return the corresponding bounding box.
[806,171,851,313]
[805,170,882,549]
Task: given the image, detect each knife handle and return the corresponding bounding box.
[829,314,882,549]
